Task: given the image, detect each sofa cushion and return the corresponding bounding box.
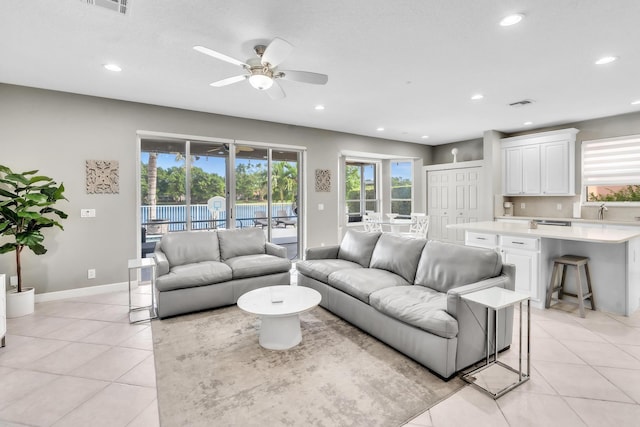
[369,233,427,283]
[217,228,266,260]
[337,229,382,267]
[156,261,232,292]
[328,268,408,303]
[414,240,503,293]
[160,231,220,267]
[225,254,291,279]
[296,259,363,283]
[370,286,458,339]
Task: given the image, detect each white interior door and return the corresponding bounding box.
[428,166,482,243]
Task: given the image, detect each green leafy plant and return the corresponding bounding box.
[0,165,68,292]
[588,185,640,202]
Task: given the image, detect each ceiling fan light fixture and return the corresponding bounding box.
[249,74,273,90]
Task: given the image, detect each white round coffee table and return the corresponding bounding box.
[237,285,321,350]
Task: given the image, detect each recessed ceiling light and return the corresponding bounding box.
[376,127,385,132]
[103,63,122,72]
[471,94,484,101]
[631,100,640,105]
[421,135,430,139]
[523,121,533,125]
[314,105,325,110]
[500,14,524,27]
[595,56,618,65]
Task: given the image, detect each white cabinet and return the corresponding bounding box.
[541,140,572,195]
[501,128,577,196]
[499,235,540,305]
[465,231,543,308]
[502,144,541,195]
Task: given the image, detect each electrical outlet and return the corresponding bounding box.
[9,275,18,288]
[520,203,526,209]
[80,209,96,218]
[556,203,562,211]
[87,269,96,279]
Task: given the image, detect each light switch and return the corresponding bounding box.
[318,203,324,211]
[80,209,96,218]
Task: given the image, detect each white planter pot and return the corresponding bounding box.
[6,287,35,318]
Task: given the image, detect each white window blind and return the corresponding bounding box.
[582,134,640,185]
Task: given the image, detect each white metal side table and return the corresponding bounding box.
[461,287,530,399]
[128,258,157,324]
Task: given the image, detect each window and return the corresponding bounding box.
[391,161,413,215]
[345,161,378,217]
[582,134,640,203]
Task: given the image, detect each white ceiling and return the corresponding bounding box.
[2,0,639,146]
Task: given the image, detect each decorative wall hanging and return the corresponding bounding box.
[315,169,331,192]
[86,160,119,194]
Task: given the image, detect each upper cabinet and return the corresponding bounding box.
[501,128,578,196]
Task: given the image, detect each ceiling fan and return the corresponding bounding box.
[207,143,255,155]
[193,37,328,99]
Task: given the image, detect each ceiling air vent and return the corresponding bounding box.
[81,0,128,15]
[509,99,535,107]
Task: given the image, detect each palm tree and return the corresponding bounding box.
[147,152,158,220]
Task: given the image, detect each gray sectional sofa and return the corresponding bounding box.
[152,228,291,318]
[296,230,515,379]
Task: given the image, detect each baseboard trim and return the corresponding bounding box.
[35,281,130,303]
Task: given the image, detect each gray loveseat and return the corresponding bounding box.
[153,228,291,318]
[296,230,515,379]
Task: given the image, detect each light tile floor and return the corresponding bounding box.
[0,286,158,427]
[2,287,640,426]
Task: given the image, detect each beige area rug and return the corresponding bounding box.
[152,306,464,427]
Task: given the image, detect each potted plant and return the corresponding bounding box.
[0,165,67,317]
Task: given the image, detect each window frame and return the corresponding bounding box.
[581,134,640,207]
[390,160,414,215]
[344,159,380,218]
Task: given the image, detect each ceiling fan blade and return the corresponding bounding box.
[206,145,225,153]
[210,75,248,87]
[193,45,248,67]
[278,70,328,85]
[266,80,286,100]
[261,37,294,67]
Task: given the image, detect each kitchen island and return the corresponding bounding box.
[448,221,640,315]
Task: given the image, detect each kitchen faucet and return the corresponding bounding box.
[598,203,608,220]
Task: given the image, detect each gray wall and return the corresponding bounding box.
[0,84,431,294]
[431,138,483,164]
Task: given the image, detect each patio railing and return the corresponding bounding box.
[141,203,296,232]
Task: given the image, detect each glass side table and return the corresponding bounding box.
[128,258,157,324]
[461,287,530,399]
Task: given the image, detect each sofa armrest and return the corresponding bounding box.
[265,242,287,258]
[445,263,515,370]
[152,250,170,277]
[305,245,340,260]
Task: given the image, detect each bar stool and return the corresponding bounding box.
[546,255,596,318]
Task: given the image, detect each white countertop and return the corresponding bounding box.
[448,221,640,243]
[495,216,640,227]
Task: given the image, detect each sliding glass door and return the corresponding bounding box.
[139,136,302,259]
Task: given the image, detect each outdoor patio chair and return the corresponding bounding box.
[276,210,297,228]
[254,211,276,228]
